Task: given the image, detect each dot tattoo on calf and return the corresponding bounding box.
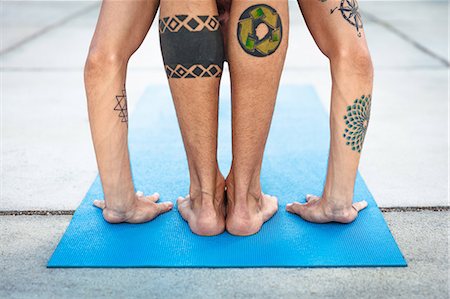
[342,94,371,153]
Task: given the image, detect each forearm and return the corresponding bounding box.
[84,57,135,211]
[323,53,374,208]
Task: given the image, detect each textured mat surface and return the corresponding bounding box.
[48,85,406,267]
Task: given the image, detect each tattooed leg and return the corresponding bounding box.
[85,0,173,224]
[225,0,288,236]
[160,0,226,236]
[286,0,373,223]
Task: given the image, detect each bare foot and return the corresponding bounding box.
[93,191,173,224]
[176,172,226,236]
[286,194,368,223]
[225,175,278,236]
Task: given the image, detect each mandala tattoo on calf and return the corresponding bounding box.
[114,87,128,123]
[159,15,224,79]
[237,4,282,57]
[329,0,363,37]
[342,94,371,153]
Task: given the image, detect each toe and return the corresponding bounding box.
[286,202,304,215]
[176,196,192,222]
[352,200,368,212]
[93,200,106,209]
[156,201,173,216]
[262,194,278,222]
[306,194,320,202]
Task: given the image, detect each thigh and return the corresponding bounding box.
[298,0,369,57]
[90,0,159,57]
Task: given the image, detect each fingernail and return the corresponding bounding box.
[136,191,144,196]
[153,192,160,198]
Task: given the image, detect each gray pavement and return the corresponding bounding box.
[1,1,449,298]
[0,211,448,299]
[1,1,449,210]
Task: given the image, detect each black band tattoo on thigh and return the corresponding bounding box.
[237,4,282,57]
[342,94,371,153]
[114,87,128,123]
[159,15,224,79]
[329,0,363,37]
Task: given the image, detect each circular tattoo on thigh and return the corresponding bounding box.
[237,4,282,57]
[343,94,371,153]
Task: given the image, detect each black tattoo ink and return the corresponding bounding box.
[330,0,363,37]
[159,15,224,79]
[237,4,282,57]
[114,88,128,123]
[342,94,371,153]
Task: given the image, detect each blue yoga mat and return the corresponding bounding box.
[48,85,406,268]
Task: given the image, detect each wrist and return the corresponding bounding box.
[104,189,136,214]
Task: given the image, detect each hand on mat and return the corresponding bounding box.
[286,194,368,224]
[93,191,173,224]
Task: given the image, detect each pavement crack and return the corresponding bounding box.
[0,2,99,56]
[363,11,449,68]
[0,207,448,216]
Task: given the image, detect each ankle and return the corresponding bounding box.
[225,170,261,200]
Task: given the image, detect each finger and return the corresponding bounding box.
[93,200,106,210]
[146,192,160,202]
[155,201,174,216]
[286,202,305,215]
[176,195,187,206]
[136,191,144,197]
[352,200,368,212]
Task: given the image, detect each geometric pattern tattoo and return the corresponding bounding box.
[165,64,222,79]
[159,15,220,33]
[159,14,224,79]
[114,88,128,123]
[329,0,364,37]
[342,94,371,153]
[237,4,282,57]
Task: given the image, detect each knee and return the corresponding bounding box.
[84,46,129,77]
[326,45,373,78]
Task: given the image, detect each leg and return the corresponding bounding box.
[225,0,288,235]
[159,0,226,236]
[85,0,172,223]
[286,0,373,223]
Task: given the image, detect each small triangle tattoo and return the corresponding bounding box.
[114,88,128,123]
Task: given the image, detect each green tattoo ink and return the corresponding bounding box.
[342,94,371,153]
[237,4,282,57]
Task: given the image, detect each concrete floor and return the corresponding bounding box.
[0,1,449,298]
[1,0,448,210]
[0,211,448,299]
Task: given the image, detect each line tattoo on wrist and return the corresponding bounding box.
[327,0,363,37]
[342,94,371,153]
[237,4,282,57]
[159,15,224,79]
[114,87,128,123]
